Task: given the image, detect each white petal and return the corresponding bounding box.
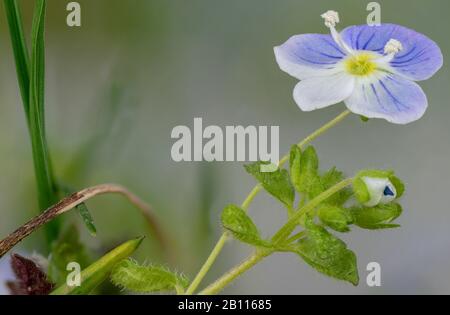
[362,177,389,207]
[293,72,355,111]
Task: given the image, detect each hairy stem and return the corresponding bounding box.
[186,110,351,294]
[198,251,271,295]
[0,184,166,259]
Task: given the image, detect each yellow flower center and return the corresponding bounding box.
[345,53,377,76]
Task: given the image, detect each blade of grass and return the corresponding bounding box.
[29,0,60,242]
[4,0,60,244]
[3,0,30,123]
[58,182,97,236]
[51,237,144,295]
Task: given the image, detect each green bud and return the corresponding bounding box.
[353,170,405,207]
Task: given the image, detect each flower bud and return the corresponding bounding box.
[353,170,404,207]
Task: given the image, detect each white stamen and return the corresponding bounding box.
[384,39,403,55]
[376,39,404,63]
[320,10,354,55]
[321,10,340,28]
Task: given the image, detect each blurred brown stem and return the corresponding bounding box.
[0,184,168,259]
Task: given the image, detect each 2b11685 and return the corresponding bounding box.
[221,299,272,311]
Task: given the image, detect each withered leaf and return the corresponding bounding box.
[7,254,54,295]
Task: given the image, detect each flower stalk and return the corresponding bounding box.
[198,250,271,295]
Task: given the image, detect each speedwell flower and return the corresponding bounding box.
[274,10,443,124]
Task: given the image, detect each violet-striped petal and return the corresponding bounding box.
[274,34,346,80]
[345,73,428,124]
[341,24,443,81]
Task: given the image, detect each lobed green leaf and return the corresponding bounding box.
[297,146,321,199]
[289,145,302,193]
[317,205,353,233]
[319,167,352,206]
[221,204,269,247]
[245,161,294,208]
[293,219,359,285]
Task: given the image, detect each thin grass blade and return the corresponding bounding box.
[29,0,60,241]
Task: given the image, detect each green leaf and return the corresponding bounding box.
[221,204,269,247]
[51,237,144,295]
[297,146,322,199]
[294,219,359,285]
[289,145,302,193]
[319,167,352,206]
[244,161,295,208]
[351,203,403,230]
[76,203,97,236]
[111,259,188,293]
[28,0,60,242]
[57,182,97,236]
[47,225,91,286]
[4,0,30,121]
[318,205,353,233]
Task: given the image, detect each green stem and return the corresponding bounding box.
[185,184,262,295]
[285,231,306,244]
[186,110,351,294]
[279,110,351,166]
[272,178,354,244]
[198,251,271,295]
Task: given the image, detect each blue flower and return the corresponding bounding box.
[274,10,443,124]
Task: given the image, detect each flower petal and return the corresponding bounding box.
[345,73,428,124]
[293,72,355,111]
[274,34,346,80]
[341,24,443,81]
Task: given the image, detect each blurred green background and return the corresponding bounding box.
[0,0,449,294]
